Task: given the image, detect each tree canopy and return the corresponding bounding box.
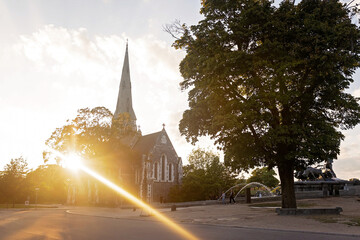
[172,0,360,208]
[44,106,139,205]
[169,148,236,202]
[187,147,221,170]
[247,167,279,188]
[45,107,135,169]
[26,164,68,204]
[0,157,29,206]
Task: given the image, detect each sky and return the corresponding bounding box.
[0,0,360,180]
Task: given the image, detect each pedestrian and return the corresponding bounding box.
[229,189,236,204]
[221,191,225,204]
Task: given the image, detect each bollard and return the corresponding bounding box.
[329,185,334,196]
[245,188,251,203]
[322,185,328,198]
[334,185,340,196]
[171,205,176,211]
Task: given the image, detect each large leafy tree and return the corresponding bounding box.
[171,0,360,208]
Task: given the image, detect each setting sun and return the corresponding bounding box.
[63,153,83,172]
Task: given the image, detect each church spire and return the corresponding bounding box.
[114,41,137,130]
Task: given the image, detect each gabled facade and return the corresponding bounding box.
[132,127,183,202]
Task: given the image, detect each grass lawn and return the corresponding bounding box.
[310,216,360,227]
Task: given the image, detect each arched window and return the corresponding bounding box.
[135,169,139,184]
[154,162,158,180]
[147,162,151,178]
[161,155,166,181]
[169,163,172,182]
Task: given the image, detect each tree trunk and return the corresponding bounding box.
[278,162,297,208]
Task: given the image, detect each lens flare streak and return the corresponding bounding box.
[47,149,198,240]
[80,165,199,240]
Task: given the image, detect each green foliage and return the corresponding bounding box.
[247,167,279,188]
[46,107,113,162]
[45,107,135,169]
[0,157,29,206]
[169,148,236,202]
[25,164,68,204]
[171,0,360,208]
[0,159,69,205]
[45,106,138,205]
[187,147,220,170]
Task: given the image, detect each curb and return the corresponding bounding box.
[65,209,360,238]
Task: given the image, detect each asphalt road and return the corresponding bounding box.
[0,209,358,240]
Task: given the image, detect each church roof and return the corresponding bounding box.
[132,131,162,154]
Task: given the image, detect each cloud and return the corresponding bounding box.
[12,25,186,112]
[14,25,123,82]
[353,88,360,98]
[2,24,199,169]
[335,126,360,179]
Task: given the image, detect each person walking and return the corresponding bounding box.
[221,191,226,204]
[229,189,236,204]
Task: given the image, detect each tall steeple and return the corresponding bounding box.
[114,41,137,130]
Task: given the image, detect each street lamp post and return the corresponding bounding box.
[35,188,40,209]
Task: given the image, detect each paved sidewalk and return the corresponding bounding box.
[66,197,360,236]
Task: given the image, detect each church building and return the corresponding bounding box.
[113,43,183,203]
[67,43,183,205]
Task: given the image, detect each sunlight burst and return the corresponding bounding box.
[49,149,198,240]
[81,165,199,240]
[63,153,83,171]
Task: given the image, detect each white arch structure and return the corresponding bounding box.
[218,182,275,201]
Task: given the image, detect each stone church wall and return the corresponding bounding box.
[148,132,180,202]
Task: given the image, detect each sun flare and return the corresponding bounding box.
[81,165,199,240]
[49,149,199,240]
[63,153,83,171]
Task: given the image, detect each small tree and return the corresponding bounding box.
[0,157,28,207]
[169,148,236,202]
[26,164,68,204]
